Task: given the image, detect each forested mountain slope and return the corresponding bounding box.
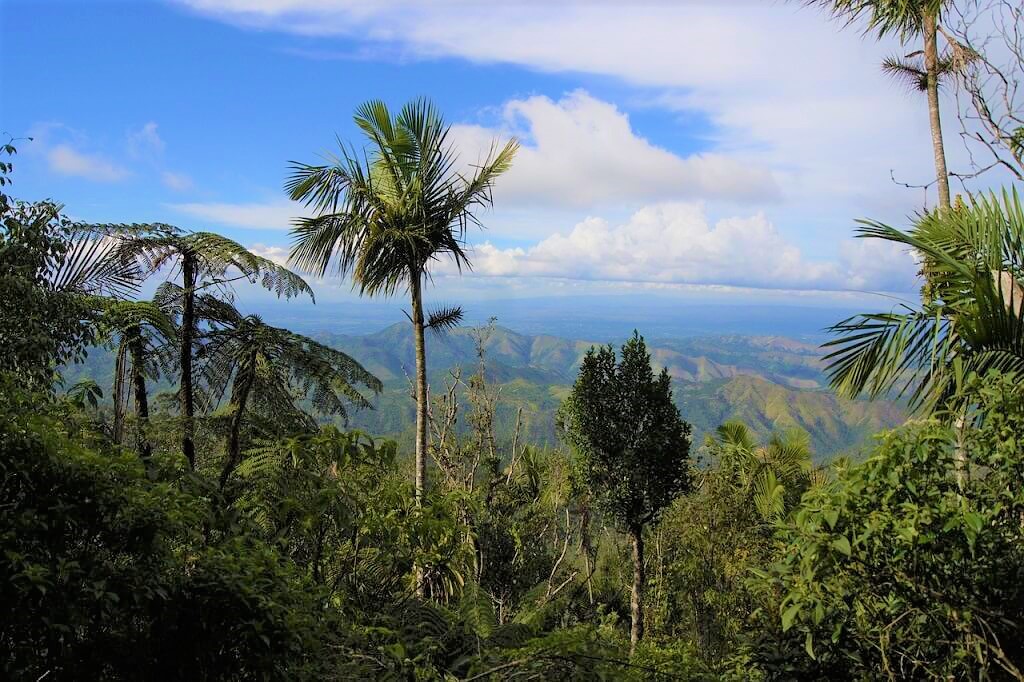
[314,324,902,457]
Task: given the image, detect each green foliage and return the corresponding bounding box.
[561,331,693,532]
[808,0,947,41]
[0,377,338,679]
[825,189,1024,415]
[287,98,518,292]
[0,143,141,389]
[758,371,1024,679]
[649,423,823,669]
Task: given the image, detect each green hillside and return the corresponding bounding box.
[63,322,904,459]
[316,324,902,458]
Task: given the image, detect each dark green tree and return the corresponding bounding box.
[0,142,142,389]
[560,332,692,654]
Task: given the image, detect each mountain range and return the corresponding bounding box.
[314,323,904,459]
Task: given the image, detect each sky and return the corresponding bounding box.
[0,0,1012,310]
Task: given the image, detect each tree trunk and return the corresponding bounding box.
[923,10,951,212]
[410,276,428,504]
[128,326,152,460]
[180,254,197,470]
[410,274,429,597]
[629,524,645,656]
[219,368,254,491]
[112,342,128,444]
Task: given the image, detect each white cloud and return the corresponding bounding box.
[127,121,166,157]
[247,243,291,266]
[440,202,916,292]
[47,144,129,182]
[839,237,919,293]
[176,0,1001,214]
[452,91,778,208]
[168,199,310,229]
[161,170,194,191]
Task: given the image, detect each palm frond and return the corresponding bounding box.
[426,305,464,333]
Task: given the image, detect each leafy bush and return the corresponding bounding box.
[0,378,337,680]
[755,372,1024,679]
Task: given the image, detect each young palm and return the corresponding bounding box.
[706,421,822,522]
[287,98,517,506]
[95,299,176,458]
[195,298,382,490]
[824,190,1024,415]
[113,225,314,469]
[809,0,952,209]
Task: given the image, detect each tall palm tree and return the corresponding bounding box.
[196,299,381,490]
[96,299,176,459]
[115,225,314,469]
[810,0,951,210]
[287,98,517,507]
[824,189,1024,415]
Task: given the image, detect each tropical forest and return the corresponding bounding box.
[3,0,1024,679]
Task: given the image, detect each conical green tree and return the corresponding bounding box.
[286,99,517,512]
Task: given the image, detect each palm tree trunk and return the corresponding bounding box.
[219,369,254,491]
[629,524,645,656]
[923,10,951,212]
[112,342,128,444]
[128,326,152,459]
[180,254,197,470]
[410,275,429,503]
[410,274,429,597]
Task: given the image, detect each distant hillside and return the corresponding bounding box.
[317,324,902,459]
[63,322,904,460]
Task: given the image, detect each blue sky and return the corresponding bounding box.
[2,0,1009,308]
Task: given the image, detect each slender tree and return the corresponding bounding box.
[195,299,381,490]
[559,332,692,654]
[809,0,952,209]
[287,99,517,510]
[96,300,176,458]
[116,226,314,469]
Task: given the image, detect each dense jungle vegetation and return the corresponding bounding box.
[4,1,1024,678]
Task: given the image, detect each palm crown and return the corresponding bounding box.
[286,98,518,291]
[824,190,1024,415]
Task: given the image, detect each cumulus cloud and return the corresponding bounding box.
[174,0,955,209]
[161,171,194,191]
[47,144,129,182]
[452,91,778,208]
[127,122,166,158]
[440,203,916,292]
[247,243,291,267]
[168,199,310,229]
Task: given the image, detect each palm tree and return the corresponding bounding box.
[287,99,517,508]
[116,225,314,469]
[824,190,1024,415]
[809,0,951,210]
[194,296,381,490]
[705,421,823,522]
[96,300,176,459]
